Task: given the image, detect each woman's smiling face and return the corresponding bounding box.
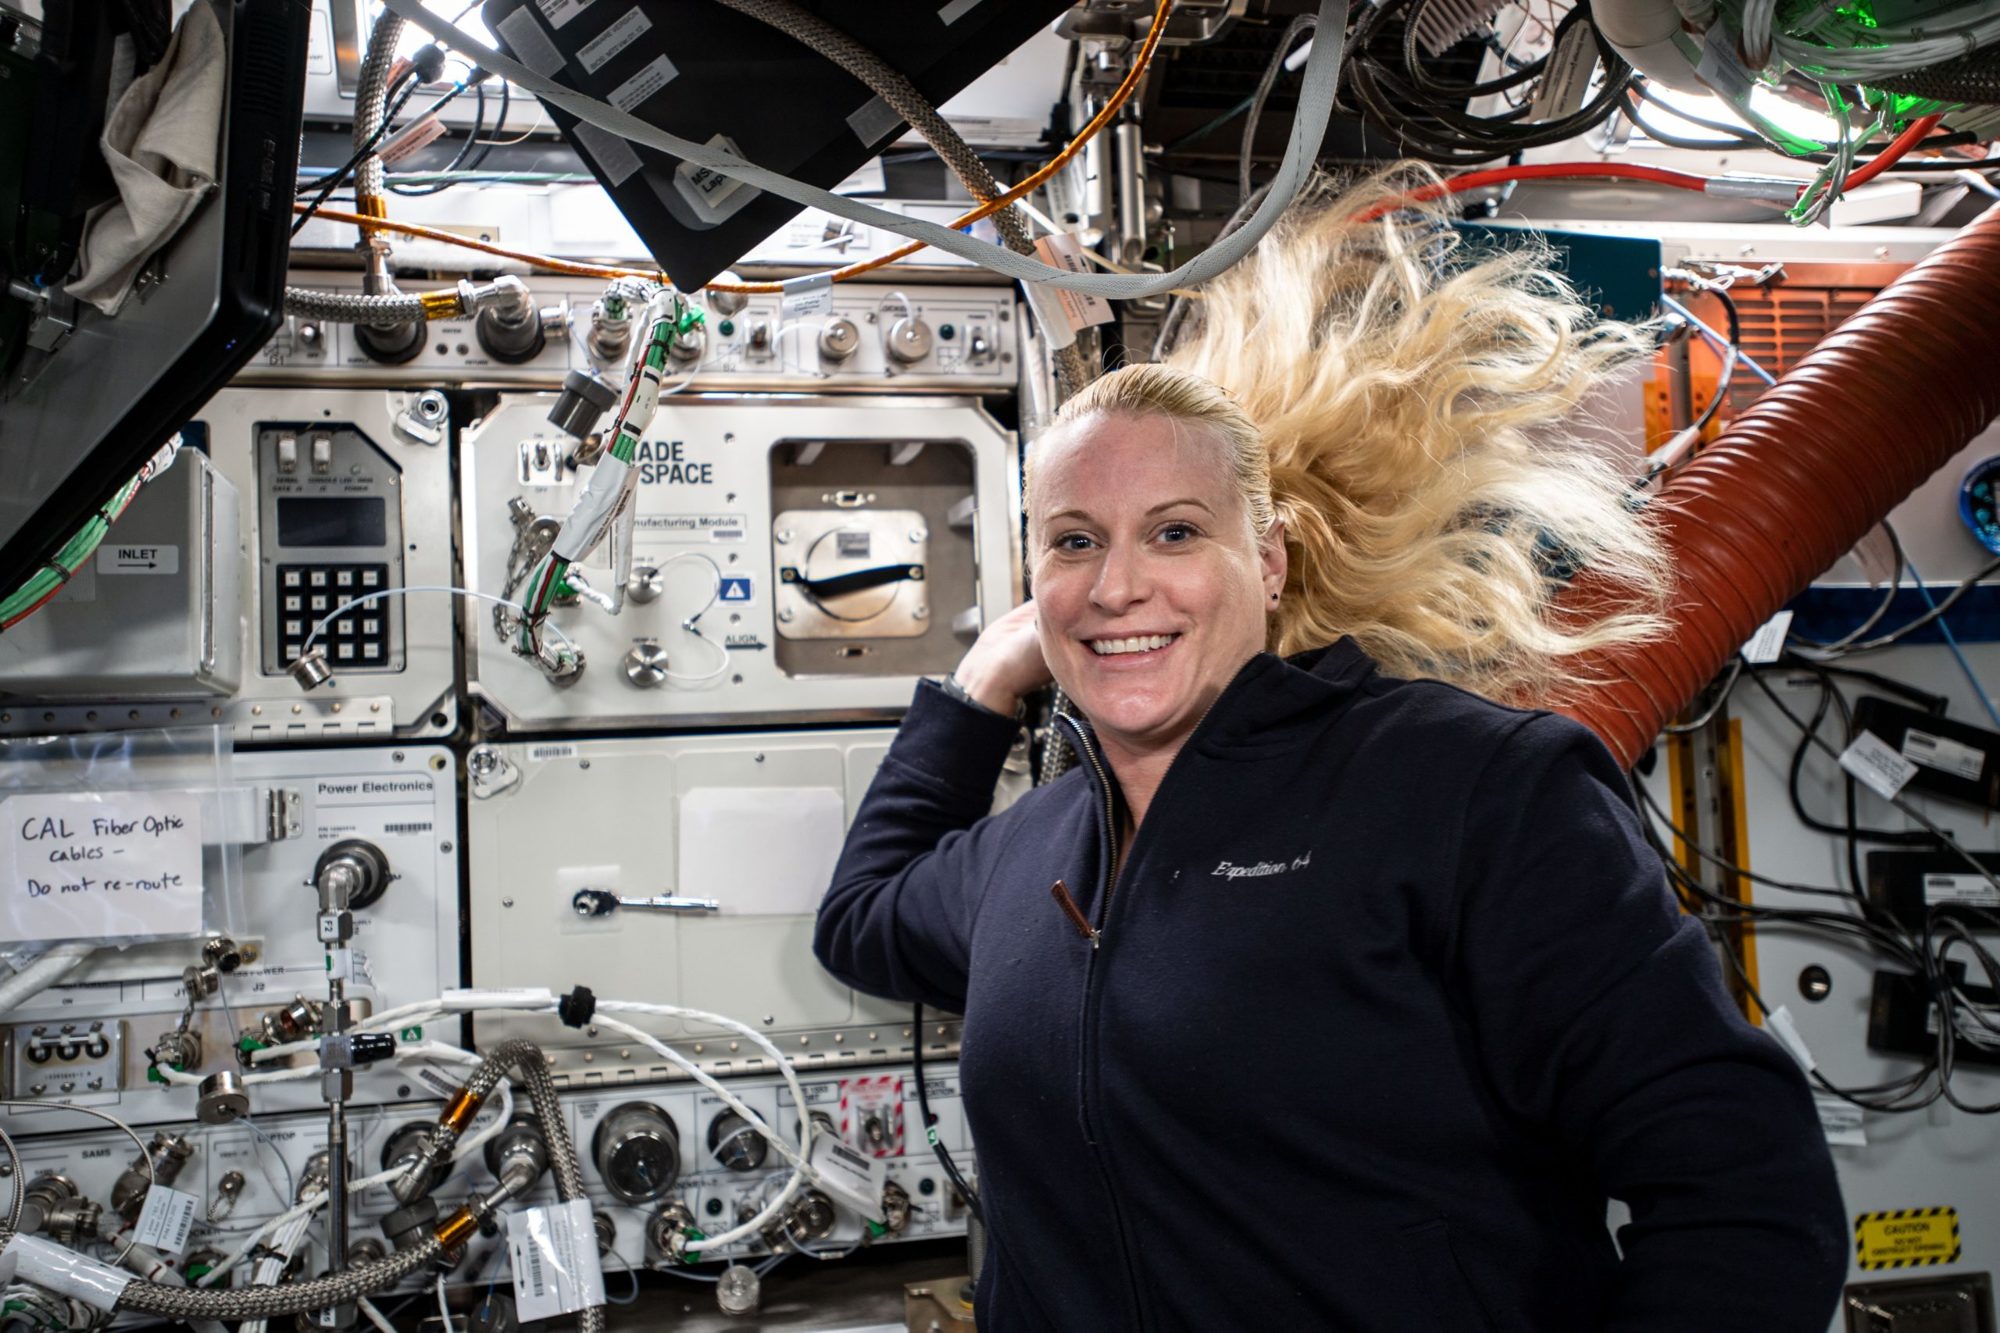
[1030,410,1286,761]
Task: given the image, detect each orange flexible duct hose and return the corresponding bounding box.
[1559,202,2000,768]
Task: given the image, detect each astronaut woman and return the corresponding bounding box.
[815,171,1848,1332]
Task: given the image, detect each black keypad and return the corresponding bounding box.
[277,564,391,666]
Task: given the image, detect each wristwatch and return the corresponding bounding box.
[939,673,1025,721]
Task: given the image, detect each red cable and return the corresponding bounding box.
[1842,113,1946,190]
[1359,123,1947,223]
[1355,162,1716,221]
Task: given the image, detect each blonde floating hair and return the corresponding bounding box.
[1046,165,1671,709]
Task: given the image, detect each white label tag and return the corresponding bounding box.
[96,544,178,576]
[1695,23,1757,104]
[536,0,595,28]
[846,95,902,146]
[1850,525,1898,589]
[808,1132,886,1220]
[508,1199,605,1321]
[1814,1095,1867,1147]
[1031,234,1114,332]
[0,791,204,943]
[1741,609,1794,664]
[1840,731,1918,802]
[576,8,651,74]
[608,53,676,113]
[1529,19,1597,123]
[1923,872,2000,907]
[672,134,758,223]
[571,122,643,187]
[528,743,578,762]
[441,987,553,1012]
[494,7,565,78]
[780,273,835,321]
[133,1185,199,1255]
[1902,729,1985,782]
[376,117,448,166]
[1764,1004,1817,1073]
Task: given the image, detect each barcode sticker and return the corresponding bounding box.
[1840,731,1917,802]
[1902,729,1985,782]
[808,1132,885,1220]
[576,8,651,74]
[1695,23,1757,105]
[529,743,578,762]
[133,1185,199,1255]
[609,53,677,113]
[382,821,433,835]
[508,1199,605,1321]
[1923,872,2000,908]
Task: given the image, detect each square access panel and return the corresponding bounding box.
[1846,1273,1996,1333]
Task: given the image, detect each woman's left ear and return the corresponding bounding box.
[1261,519,1288,603]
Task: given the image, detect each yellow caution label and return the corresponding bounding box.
[1855,1207,1961,1270]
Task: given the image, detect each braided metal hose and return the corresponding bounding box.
[352,12,404,224]
[1875,47,2000,102]
[113,1039,600,1329]
[710,0,1094,397]
[284,289,427,323]
[114,1235,442,1320]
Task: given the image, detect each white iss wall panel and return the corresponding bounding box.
[1,746,462,1134]
[465,728,1029,1081]
[462,395,1020,731]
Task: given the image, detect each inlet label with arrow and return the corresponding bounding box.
[96,545,179,576]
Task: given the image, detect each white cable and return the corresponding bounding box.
[358,1297,399,1333]
[196,1071,512,1290]
[436,1273,454,1333]
[594,999,840,1252]
[653,552,730,685]
[0,942,98,1014]
[380,0,1348,301]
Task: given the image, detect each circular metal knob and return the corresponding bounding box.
[886,317,933,364]
[623,641,669,688]
[817,317,860,362]
[708,1111,767,1172]
[593,1103,680,1204]
[670,328,706,363]
[628,564,663,605]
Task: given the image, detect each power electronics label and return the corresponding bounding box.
[1854,1207,1961,1270]
[312,774,438,840]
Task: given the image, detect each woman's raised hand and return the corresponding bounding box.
[951,599,1051,717]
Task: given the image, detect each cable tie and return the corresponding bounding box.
[557,985,597,1028]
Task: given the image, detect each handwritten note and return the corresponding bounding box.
[1,792,204,943]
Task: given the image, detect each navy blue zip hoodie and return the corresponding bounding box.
[817,640,1848,1332]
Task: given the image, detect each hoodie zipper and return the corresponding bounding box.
[1056,711,1147,1328]
[1053,667,1260,1329]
